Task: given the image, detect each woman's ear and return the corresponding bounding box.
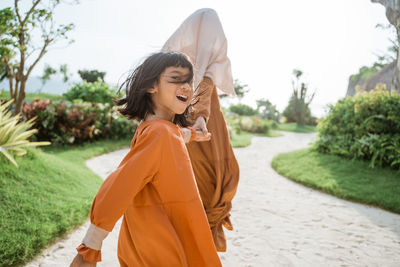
[147,81,159,94]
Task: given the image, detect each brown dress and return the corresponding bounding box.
[186,77,240,252]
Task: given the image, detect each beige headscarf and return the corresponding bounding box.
[162,8,235,96]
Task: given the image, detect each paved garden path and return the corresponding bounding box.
[27,132,400,267]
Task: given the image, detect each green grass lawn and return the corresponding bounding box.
[271,148,400,214]
[277,123,317,133]
[0,90,63,101]
[0,139,131,266]
[230,130,282,148]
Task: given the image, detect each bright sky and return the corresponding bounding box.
[1,0,393,117]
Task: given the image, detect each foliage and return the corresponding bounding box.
[256,98,280,121]
[283,69,316,125]
[220,79,249,99]
[63,81,117,105]
[314,86,400,170]
[349,64,382,82]
[233,79,249,98]
[78,69,106,83]
[40,63,70,86]
[23,99,137,145]
[227,115,277,135]
[0,99,50,166]
[229,103,257,116]
[0,1,75,113]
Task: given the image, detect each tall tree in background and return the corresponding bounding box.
[233,79,249,100]
[78,69,106,83]
[372,0,400,92]
[283,69,315,125]
[256,98,280,121]
[0,0,74,114]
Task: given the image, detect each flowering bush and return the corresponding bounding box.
[24,99,137,145]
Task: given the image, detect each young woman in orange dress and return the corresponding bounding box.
[70,52,221,267]
[163,8,240,252]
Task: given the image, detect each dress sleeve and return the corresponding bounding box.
[77,126,164,262]
[191,77,214,122]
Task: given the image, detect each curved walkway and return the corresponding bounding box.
[27,132,400,266]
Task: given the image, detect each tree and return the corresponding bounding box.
[0,1,74,114]
[256,98,280,121]
[40,63,70,87]
[78,69,106,83]
[371,0,400,92]
[233,79,249,99]
[283,69,315,125]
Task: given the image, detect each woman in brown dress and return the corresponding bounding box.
[162,8,240,252]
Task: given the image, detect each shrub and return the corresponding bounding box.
[230,116,276,134]
[314,86,400,170]
[229,104,258,116]
[0,100,50,166]
[63,81,117,105]
[24,99,137,145]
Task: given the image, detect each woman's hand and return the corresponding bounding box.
[193,130,211,142]
[192,116,208,135]
[70,254,96,267]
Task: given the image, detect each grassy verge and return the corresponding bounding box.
[230,130,282,148]
[0,90,63,101]
[271,148,400,214]
[277,123,317,133]
[0,138,131,266]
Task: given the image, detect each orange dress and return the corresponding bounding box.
[186,77,240,252]
[77,119,221,267]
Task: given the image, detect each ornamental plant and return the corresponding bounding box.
[314,85,400,170]
[0,100,50,167]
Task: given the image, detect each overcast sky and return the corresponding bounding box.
[1,0,393,116]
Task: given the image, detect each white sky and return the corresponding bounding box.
[1,0,393,116]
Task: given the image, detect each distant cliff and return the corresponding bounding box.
[346,61,395,96]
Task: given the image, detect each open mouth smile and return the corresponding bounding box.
[176,94,188,103]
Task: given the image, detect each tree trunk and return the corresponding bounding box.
[15,78,26,114]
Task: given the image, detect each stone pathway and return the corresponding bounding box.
[26,132,400,267]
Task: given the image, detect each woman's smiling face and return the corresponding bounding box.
[148,66,194,121]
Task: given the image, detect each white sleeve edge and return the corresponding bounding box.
[182,127,191,143]
[82,223,109,251]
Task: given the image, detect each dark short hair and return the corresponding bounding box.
[115,52,194,127]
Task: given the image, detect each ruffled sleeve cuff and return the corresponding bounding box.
[76,243,101,263]
[182,127,197,143]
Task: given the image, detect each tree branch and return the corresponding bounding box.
[22,0,42,25]
[26,39,51,78]
[14,0,23,25]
